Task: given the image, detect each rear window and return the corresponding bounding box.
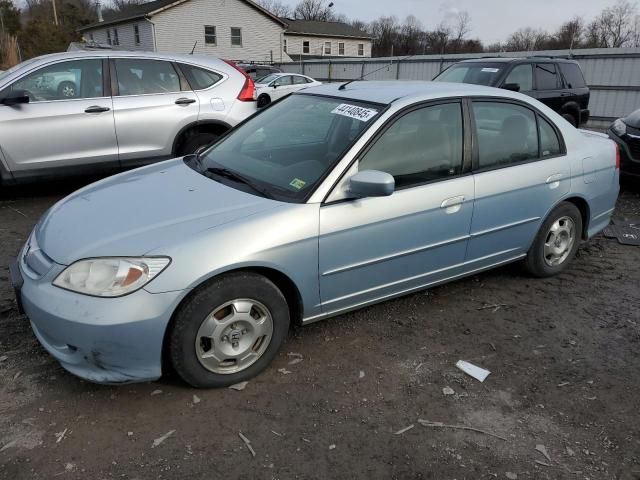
[559,63,586,88]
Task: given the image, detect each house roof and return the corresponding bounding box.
[282,19,372,40]
[78,0,287,32]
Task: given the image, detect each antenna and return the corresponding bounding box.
[338,53,418,90]
[190,41,197,55]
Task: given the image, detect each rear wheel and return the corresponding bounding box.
[57,81,76,98]
[168,272,290,388]
[562,113,578,127]
[524,202,582,277]
[257,94,271,108]
[177,132,220,156]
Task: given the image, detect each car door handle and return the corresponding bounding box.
[84,105,110,113]
[441,195,465,214]
[175,98,196,105]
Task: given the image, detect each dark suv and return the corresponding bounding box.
[434,57,590,127]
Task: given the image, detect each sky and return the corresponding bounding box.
[278,0,623,44]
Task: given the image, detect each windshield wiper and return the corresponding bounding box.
[206,167,274,200]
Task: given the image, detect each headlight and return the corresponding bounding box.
[611,118,627,136]
[53,257,170,297]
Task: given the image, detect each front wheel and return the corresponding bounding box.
[524,202,582,277]
[168,272,290,388]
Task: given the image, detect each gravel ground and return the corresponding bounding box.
[0,179,639,480]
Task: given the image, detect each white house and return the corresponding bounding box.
[283,19,372,60]
[78,0,372,63]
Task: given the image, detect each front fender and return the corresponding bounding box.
[144,203,322,318]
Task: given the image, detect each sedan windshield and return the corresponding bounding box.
[0,57,40,83]
[434,63,504,86]
[187,94,383,202]
[256,73,280,84]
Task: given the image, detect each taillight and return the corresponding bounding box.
[615,144,620,170]
[223,60,256,102]
[237,77,256,102]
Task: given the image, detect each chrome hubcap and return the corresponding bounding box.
[543,216,576,267]
[62,85,74,97]
[195,299,273,374]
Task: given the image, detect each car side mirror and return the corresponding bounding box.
[349,170,395,198]
[1,89,30,106]
[273,83,278,89]
[502,82,521,92]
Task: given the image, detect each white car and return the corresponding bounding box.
[255,73,321,108]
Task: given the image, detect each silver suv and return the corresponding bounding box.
[0,51,258,185]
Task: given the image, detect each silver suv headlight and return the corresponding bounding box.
[611,118,627,136]
[53,257,170,297]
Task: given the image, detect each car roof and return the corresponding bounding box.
[8,50,234,72]
[459,57,579,64]
[303,80,521,105]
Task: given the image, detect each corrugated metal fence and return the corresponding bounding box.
[276,47,640,129]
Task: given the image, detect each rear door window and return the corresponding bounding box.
[292,76,308,85]
[115,59,180,96]
[535,63,560,90]
[472,101,539,170]
[559,63,586,88]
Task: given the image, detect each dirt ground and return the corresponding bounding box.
[0,179,639,480]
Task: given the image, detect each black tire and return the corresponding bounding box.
[524,202,582,278]
[57,81,76,98]
[168,272,290,388]
[257,94,271,108]
[562,113,578,128]
[177,132,220,156]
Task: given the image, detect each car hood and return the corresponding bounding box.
[624,109,640,128]
[36,159,281,265]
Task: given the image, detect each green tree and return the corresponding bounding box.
[0,0,21,35]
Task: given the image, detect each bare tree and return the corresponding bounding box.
[552,16,584,49]
[399,14,422,54]
[255,0,293,18]
[598,0,637,47]
[504,27,549,51]
[450,10,471,53]
[293,0,335,21]
[370,15,399,56]
[432,21,451,54]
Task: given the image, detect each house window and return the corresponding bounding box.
[358,43,364,56]
[134,24,140,45]
[106,29,112,45]
[283,38,287,53]
[338,42,345,55]
[303,40,310,54]
[324,41,331,55]
[231,27,242,46]
[113,28,119,46]
[204,25,216,45]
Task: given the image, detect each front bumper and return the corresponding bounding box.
[16,253,185,384]
[608,129,640,177]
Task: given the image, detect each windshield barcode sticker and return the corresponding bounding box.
[331,104,378,122]
[481,68,500,73]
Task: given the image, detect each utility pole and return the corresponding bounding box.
[52,0,59,25]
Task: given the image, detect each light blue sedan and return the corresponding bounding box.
[10,81,620,387]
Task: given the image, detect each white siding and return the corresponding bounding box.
[152,0,290,62]
[83,21,155,51]
[284,34,372,58]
